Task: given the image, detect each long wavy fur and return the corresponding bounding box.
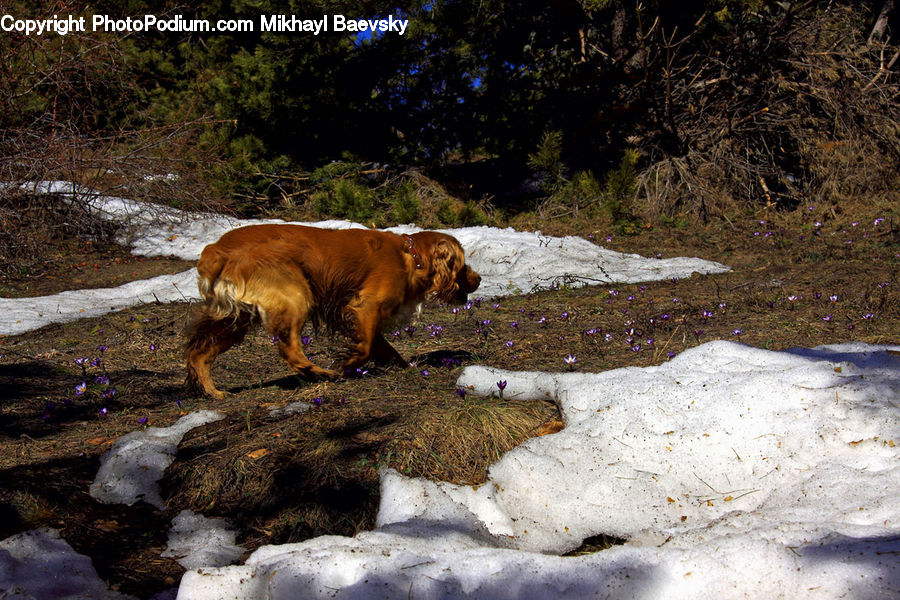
[184,224,479,399]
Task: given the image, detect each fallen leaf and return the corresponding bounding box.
[95,519,120,532]
[246,448,269,459]
[534,418,564,437]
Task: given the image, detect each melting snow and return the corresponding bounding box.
[176,341,900,599]
[0,528,135,600]
[161,510,245,570]
[89,410,224,509]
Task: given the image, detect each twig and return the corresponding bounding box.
[862,46,900,92]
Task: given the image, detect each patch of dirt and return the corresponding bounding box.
[0,206,897,598]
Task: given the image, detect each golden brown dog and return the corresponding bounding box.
[185,224,481,399]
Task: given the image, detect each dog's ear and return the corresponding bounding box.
[430,238,460,300]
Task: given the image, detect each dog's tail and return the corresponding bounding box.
[195,245,257,322]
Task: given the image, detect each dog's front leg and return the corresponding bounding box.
[370,332,407,367]
[343,299,406,373]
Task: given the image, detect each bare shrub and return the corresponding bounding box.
[634,5,900,221]
[0,2,229,278]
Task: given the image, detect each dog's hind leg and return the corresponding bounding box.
[185,309,252,400]
[268,309,339,381]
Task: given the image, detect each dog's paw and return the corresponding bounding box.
[206,388,229,400]
[305,366,340,381]
[184,379,228,400]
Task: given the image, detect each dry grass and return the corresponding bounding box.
[382,395,553,484]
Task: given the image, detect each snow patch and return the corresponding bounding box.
[0,528,136,600]
[176,342,900,599]
[0,269,199,336]
[89,410,225,509]
[161,510,245,570]
[267,401,313,418]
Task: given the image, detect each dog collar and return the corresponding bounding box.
[402,234,423,269]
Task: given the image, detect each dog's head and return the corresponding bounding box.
[411,232,481,304]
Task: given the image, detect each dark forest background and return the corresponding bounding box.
[1,0,897,240]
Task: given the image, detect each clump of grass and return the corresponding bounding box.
[264,501,377,545]
[10,490,59,527]
[564,533,625,556]
[383,395,556,484]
